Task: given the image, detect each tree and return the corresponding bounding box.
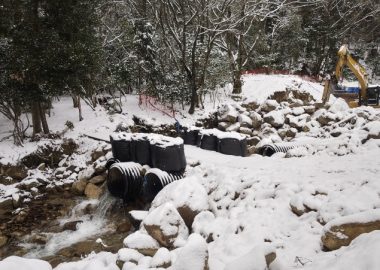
[1,0,103,138]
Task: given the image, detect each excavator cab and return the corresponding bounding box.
[366,86,380,106]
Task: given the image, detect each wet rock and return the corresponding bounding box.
[71,180,87,196]
[89,175,106,185]
[143,203,189,248]
[117,220,132,233]
[0,176,18,185]
[84,183,103,199]
[321,210,380,251]
[62,220,83,231]
[30,234,48,245]
[4,164,28,181]
[0,197,13,214]
[0,234,8,248]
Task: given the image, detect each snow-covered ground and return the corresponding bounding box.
[1,74,380,270]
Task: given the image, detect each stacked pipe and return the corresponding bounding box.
[181,127,247,157]
[107,133,186,202]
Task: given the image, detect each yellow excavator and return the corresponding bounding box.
[322,44,380,107]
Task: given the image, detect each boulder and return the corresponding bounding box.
[226,122,240,132]
[89,175,106,185]
[303,105,316,114]
[321,209,380,251]
[150,247,171,268]
[0,197,13,214]
[292,107,305,116]
[143,203,189,248]
[218,122,230,131]
[117,248,144,264]
[62,220,83,231]
[84,183,103,199]
[238,114,253,128]
[71,180,87,196]
[239,127,253,136]
[123,231,160,256]
[172,233,209,270]
[263,111,285,128]
[218,104,238,123]
[151,177,209,228]
[363,122,380,140]
[260,100,279,113]
[316,110,338,126]
[247,136,261,146]
[4,164,28,181]
[249,112,263,129]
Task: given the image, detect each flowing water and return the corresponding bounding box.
[22,191,118,258]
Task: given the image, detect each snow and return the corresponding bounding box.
[54,252,118,270]
[123,231,160,250]
[364,121,380,136]
[150,247,171,268]
[241,74,324,103]
[199,128,246,140]
[0,256,52,270]
[117,248,144,263]
[303,231,380,270]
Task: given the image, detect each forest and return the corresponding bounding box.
[0,0,379,145]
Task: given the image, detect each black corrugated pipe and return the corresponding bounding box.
[107,162,144,202]
[258,143,306,157]
[143,169,184,202]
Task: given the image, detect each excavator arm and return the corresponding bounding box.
[335,45,368,105]
[322,44,371,107]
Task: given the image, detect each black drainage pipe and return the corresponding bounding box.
[143,169,184,202]
[107,162,144,202]
[259,143,306,157]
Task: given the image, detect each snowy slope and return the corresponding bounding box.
[1,74,380,270]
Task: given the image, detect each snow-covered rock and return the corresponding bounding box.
[143,202,189,248]
[150,247,171,268]
[151,177,209,228]
[322,209,380,250]
[263,110,285,128]
[172,233,208,270]
[123,231,160,256]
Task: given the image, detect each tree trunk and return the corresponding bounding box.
[38,102,49,134]
[31,101,42,136]
[232,70,242,94]
[78,96,84,121]
[72,96,79,108]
